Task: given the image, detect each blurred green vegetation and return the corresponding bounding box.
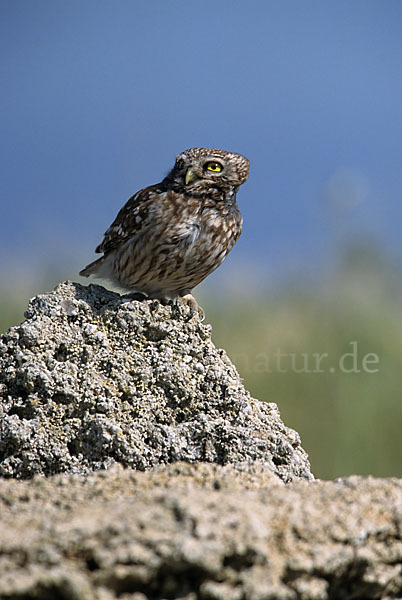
[1,240,402,480]
[204,241,402,480]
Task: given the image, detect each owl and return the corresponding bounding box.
[80,147,250,317]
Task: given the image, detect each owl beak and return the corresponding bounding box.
[185,168,197,185]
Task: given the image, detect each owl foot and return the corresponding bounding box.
[141,295,205,321]
[148,299,162,318]
[180,294,205,321]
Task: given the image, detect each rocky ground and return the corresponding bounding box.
[1,464,401,600]
[0,282,401,599]
[0,282,311,482]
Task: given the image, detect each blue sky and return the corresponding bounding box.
[1,0,402,289]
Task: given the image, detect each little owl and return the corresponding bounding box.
[80,147,250,317]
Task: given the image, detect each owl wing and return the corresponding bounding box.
[95,184,161,254]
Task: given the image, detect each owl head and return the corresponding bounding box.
[164,147,250,194]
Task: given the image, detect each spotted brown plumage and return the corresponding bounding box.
[80,147,250,316]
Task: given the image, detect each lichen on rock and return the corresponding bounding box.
[0,281,312,481]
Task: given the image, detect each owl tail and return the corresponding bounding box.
[79,256,105,278]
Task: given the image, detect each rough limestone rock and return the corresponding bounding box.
[0,463,401,600]
[0,281,312,482]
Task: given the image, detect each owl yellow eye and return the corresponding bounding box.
[205,161,223,173]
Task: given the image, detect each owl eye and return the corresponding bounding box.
[205,161,223,173]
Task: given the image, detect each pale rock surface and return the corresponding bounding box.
[0,464,401,599]
[0,281,312,482]
[1,282,400,599]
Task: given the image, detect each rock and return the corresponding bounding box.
[1,282,401,598]
[0,463,401,600]
[0,281,312,482]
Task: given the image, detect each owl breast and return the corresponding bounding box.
[112,193,242,298]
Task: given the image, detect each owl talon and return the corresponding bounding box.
[167,298,181,320]
[151,299,160,309]
[180,294,205,321]
[148,299,161,317]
